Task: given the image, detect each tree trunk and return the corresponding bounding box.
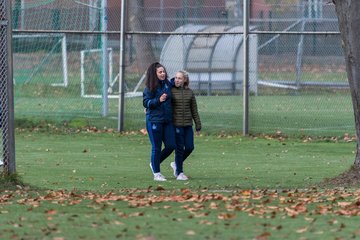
[128,0,156,72]
[334,0,360,166]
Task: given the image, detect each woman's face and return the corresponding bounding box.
[156,67,166,81]
[174,72,185,87]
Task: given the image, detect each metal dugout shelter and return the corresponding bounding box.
[160,24,258,95]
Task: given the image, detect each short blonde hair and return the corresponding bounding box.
[177,70,189,88]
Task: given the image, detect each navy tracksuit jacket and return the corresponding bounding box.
[143,80,176,173]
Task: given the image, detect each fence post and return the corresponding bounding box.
[243,0,249,135]
[117,0,126,131]
[101,0,109,117]
[1,0,16,174]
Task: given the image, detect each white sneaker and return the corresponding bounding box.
[176,173,188,181]
[154,173,167,181]
[170,162,178,177]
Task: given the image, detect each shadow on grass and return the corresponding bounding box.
[0,173,28,191]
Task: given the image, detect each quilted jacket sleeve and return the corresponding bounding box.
[143,88,160,109]
[190,91,202,131]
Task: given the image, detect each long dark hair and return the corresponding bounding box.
[145,62,168,92]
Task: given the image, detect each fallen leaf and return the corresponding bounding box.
[296,226,308,233]
[218,213,236,220]
[186,230,196,235]
[256,232,271,240]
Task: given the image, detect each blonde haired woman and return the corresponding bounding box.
[170,70,201,180]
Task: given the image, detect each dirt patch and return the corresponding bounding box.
[319,165,360,188]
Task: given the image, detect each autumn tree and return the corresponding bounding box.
[334,0,360,166]
[128,0,156,72]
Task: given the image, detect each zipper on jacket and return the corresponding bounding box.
[181,87,185,125]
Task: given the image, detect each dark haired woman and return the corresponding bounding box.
[143,62,176,181]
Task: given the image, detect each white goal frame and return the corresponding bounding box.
[13,33,68,87]
[80,48,116,98]
[80,48,143,98]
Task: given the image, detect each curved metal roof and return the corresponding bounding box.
[160,24,258,94]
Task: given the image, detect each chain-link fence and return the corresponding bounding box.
[9,0,352,137]
[250,1,349,136]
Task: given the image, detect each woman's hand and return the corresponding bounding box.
[159,93,167,102]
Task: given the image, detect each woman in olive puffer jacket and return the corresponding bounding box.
[170,70,201,181]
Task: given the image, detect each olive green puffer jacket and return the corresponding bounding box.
[171,86,201,131]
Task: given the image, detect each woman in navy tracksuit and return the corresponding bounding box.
[143,62,176,181]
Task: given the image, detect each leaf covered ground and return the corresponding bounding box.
[0,131,359,239]
[2,185,360,239]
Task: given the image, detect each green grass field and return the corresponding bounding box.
[12,65,354,137]
[1,131,359,239]
[14,93,355,136]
